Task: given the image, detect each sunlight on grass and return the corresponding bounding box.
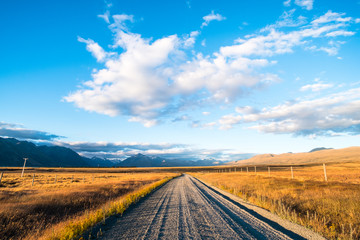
[0,169,178,240]
[191,163,360,240]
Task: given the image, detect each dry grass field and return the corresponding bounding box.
[191,162,360,240]
[0,168,178,240]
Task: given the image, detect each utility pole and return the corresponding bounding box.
[21,158,28,177]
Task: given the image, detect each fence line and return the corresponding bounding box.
[211,163,331,182]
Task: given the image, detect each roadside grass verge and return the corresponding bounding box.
[0,171,178,240]
[45,174,178,240]
[191,164,360,240]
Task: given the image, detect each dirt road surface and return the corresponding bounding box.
[99,174,324,240]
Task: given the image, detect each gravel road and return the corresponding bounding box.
[99,174,325,240]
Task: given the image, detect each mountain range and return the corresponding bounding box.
[118,153,220,167]
[0,137,220,167]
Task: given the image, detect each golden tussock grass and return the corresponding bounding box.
[191,162,360,240]
[0,170,178,240]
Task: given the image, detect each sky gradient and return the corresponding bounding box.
[1,0,360,161]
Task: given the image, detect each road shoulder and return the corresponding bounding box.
[189,174,326,240]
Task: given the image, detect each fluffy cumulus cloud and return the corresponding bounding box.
[0,122,63,141]
[65,9,357,127]
[216,88,360,136]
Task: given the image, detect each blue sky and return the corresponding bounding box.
[1,0,360,161]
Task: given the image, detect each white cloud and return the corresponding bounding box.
[191,120,217,129]
[201,11,226,28]
[56,140,236,161]
[261,10,307,32]
[219,114,242,130]
[294,0,313,10]
[222,10,356,58]
[202,112,211,116]
[173,54,278,103]
[325,30,355,37]
[283,0,291,7]
[111,14,134,32]
[201,39,206,47]
[235,106,258,114]
[77,37,108,62]
[311,10,351,25]
[202,122,217,129]
[184,31,200,48]
[318,46,338,56]
[67,29,180,122]
[300,82,333,91]
[98,10,110,23]
[172,114,191,122]
[128,117,158,127]
[66,10,357,126]
[306,39,346,56]
[223,88,360,136]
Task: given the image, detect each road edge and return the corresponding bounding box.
[189,174,326,240]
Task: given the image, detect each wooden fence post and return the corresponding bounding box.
[54,175,57,184]
[71,175,74,183]
[0,172,3,184]
[246,167,249,173]
[254,166,257,175]
[268,167,270,177]
[291,166,294,179]
[21,158,28,177]
[323,163,328,182]
[83,176,85,183]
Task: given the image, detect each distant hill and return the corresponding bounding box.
[118,153,221,167]
[0,137,121,167]
[228,147,360,166]
[0,137,90,167]
[83,157,118,168]
[309,147,333,153]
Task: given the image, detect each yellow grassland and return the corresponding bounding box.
[0,169,178,240]
[191,162,360,240]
